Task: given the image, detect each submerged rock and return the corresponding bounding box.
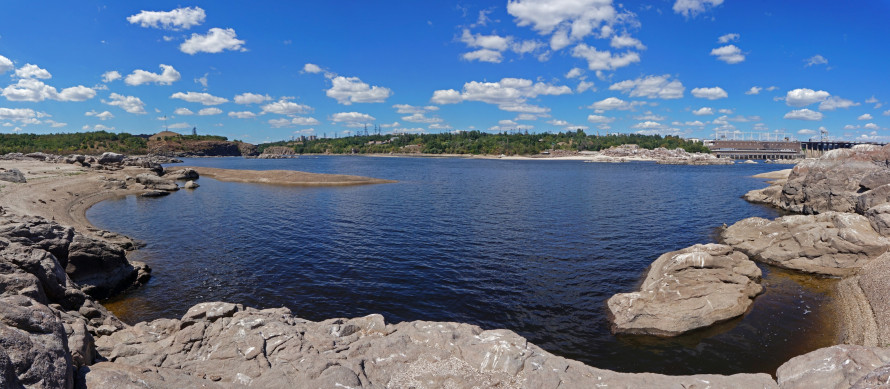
[722,212,890,276]
[135,173,178,191]
[164,168,199,181]
[606,243,763,336]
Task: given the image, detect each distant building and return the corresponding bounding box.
[710,140,803,160]
[149,131,181,141]
[687,138,701,144]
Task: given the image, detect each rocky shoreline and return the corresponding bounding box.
[1,151,889,388]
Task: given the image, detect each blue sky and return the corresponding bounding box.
[0,0,888,144]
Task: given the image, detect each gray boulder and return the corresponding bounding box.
[96,152,125,165]
[865,203,890,236]
[164,168,199,181]
[606,244,763,336]
[0,169,26,184]
[0,295,74,389]
[183,180,199,189]
[776,345,890,389]
[66,234,146,299]
[135,174,178,191]
[722,212,890,276]
[94,301,777,388]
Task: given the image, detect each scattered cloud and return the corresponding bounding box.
[103,93,147,114]
[507,0,635,50]
[864,123,880,130]
[691,87,728,100]
[0,55,13,74]
[228,111,256,119]
[127,7,205,30]
[302,63,322,74]
[124,64,181,86]
[805,54,828,67]
[261,99,312,115]
[326,76,392,105]
[784,108,823,121]
[393,104,439,114]
[818,96,859,111]
[587,114,615,123]
[15,64,52,79]
[566,68,584,79]
[430,77,570,113]
[745,86,762,95]
[198,107,222,116]
[610,35,646,50]
[174,108,193,115]
[609,74,684,99]
[571,44,640,71]
[170,91,229,105]
[331,111,376,127]
[710,45,745,64]
[673,0,724,18]
[785,88,830,107]
[2,79,95,102]
[587,97,645,113]
[798,129,817,135]
[234,92,272,105]
[269,116,320,128]
[180,28,246,54]
[717,33,739,43]
[859,113,873,120]
[85,110,114,120]
[101,70,121,83]
[692,107,714,115]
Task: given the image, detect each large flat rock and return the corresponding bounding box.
[93,301,778,388]
[721,212,890,276]
[776,345,890,389]
[606,244,763,336]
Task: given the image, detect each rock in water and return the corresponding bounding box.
[183,180,199,189]
[0,169,26,184]
[606,244,762,336]
[164,168,199,181]
[135,173,178,191]
[722,212,890,276]
[66,234,143,299]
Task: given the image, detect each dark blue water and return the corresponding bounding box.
[90,157,837,375]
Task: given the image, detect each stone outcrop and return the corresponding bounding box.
[93,301,778,388]
[0,211,131,388]
[606,244,763,336]
[163,168,199,181]
[0,169,26,184]
[721,212,890,276]
[776,345,890,389]
[584,145,734,165]
[96,152,125,165]
[135,173,178,192]
[747,144,890,214]
[183,180,199,189]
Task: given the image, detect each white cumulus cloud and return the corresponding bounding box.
[174,108,194,115]
[784,108,823,121]
[0,55,13,74]
[819,96,859,111]
[429,77,570,112]
[693,107,714,115]
[2,78,95,102]
[587,97,644,113]
[331,112,376,127]
[228,111,256,119]
[198,107,222,116]
[326,76,392,105]
[261,99,312,115]
[785,88,830,107]
[170,91,229,105]
[859,113,874,120]
[691,87,728,100]
[302,63,322,74]
[104,93,147,114]
[125,64,181,86]
[180,28,246,55]
[85,110,114,120]
[102,71,121,83]
[571,43,640,71]
[745,86,762,95]
[717,33,739,43]
[805,55,828,67]
[710,45,745,64]
[15,64,52,79]
[609,74,684,99]
[127,7,205,30]
[234,92,271,105]
[673,0,723,17]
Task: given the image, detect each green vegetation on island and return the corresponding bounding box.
[258,130,710,156]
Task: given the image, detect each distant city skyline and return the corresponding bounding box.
[0,1,888,143]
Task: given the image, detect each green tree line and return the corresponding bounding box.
[258,130,710,156]
[0,131,149,155]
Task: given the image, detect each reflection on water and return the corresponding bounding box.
[92,157,836,375]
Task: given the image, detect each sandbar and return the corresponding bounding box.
[178,166,397,186]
